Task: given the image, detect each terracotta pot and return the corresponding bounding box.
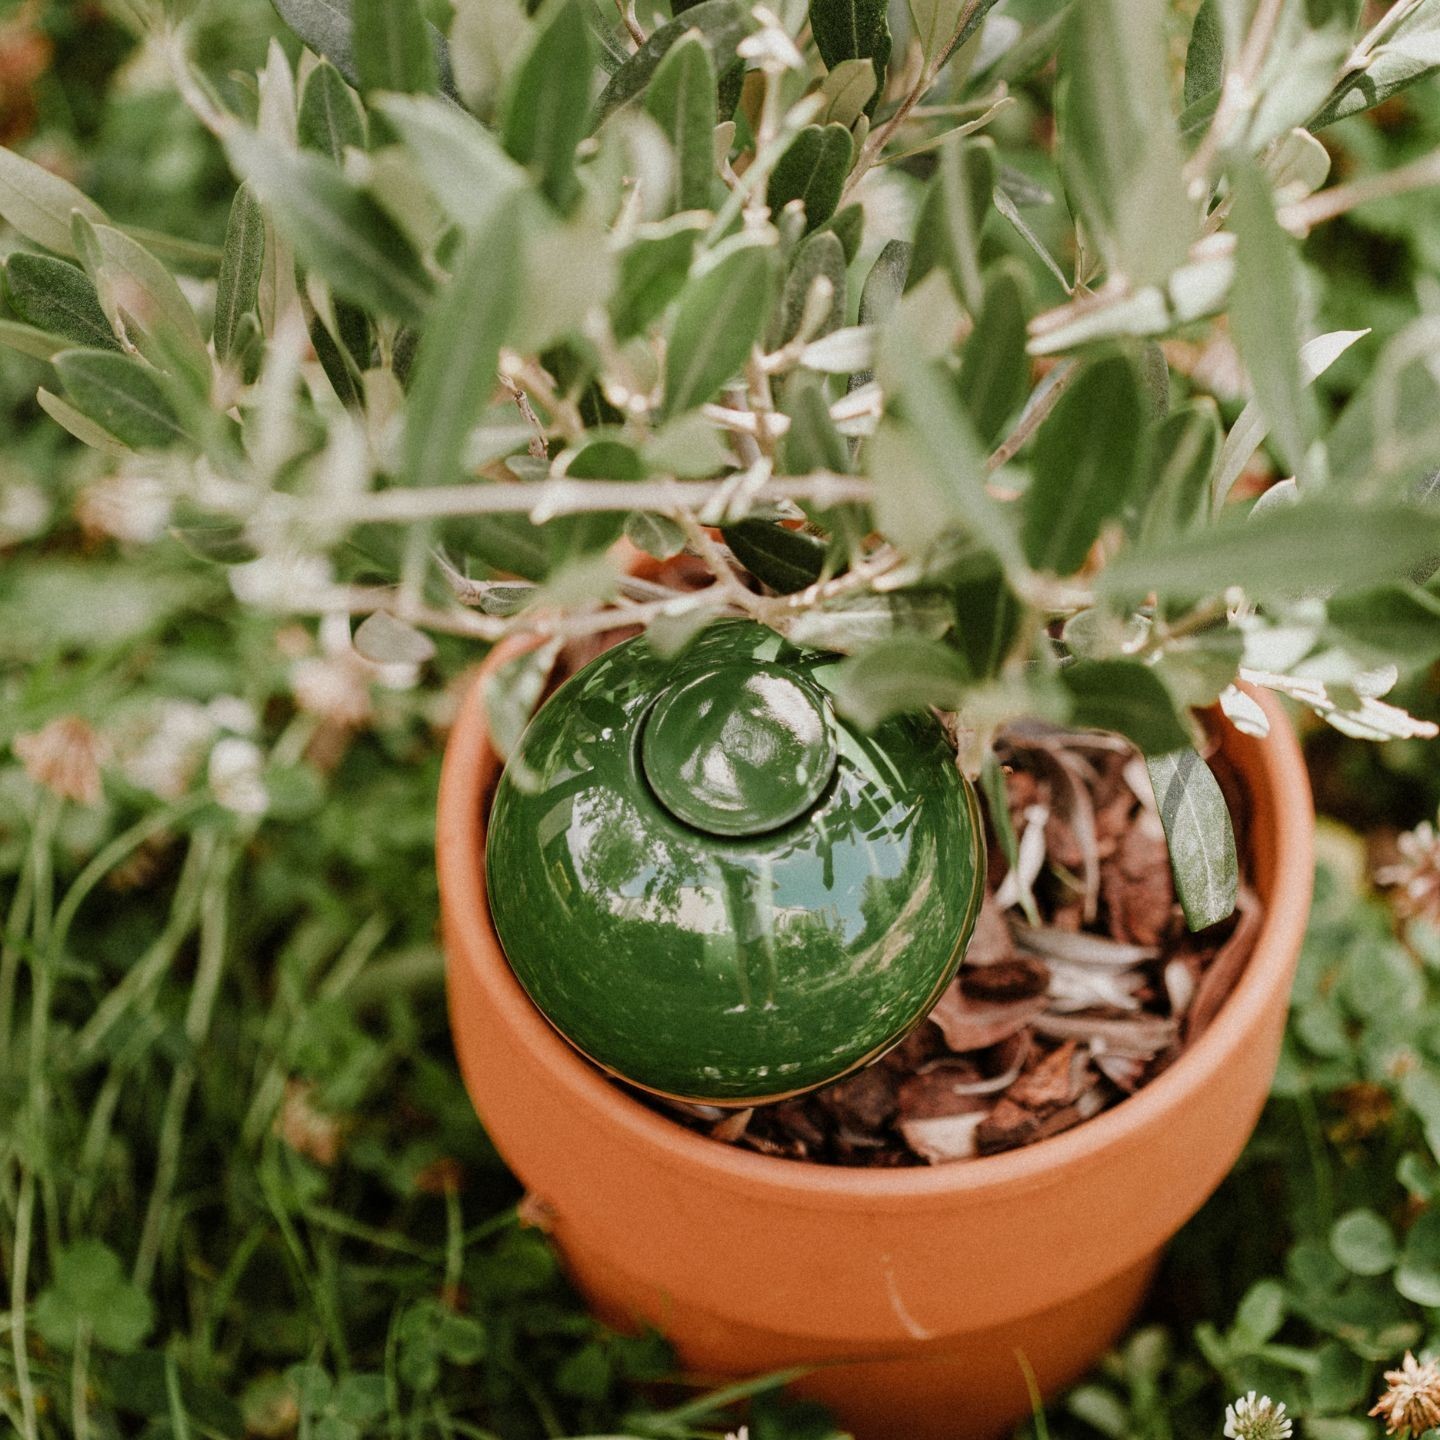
[439,646,1313,1440]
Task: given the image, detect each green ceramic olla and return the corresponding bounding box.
[486,619,986,1104]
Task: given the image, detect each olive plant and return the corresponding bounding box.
[3,0,1440,932]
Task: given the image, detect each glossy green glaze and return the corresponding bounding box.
[640,662,838,836]
[485,620,986,1104]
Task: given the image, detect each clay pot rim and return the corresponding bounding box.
[439,638,1313,1207]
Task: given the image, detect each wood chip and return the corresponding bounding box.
[1186,887,1263,1040]
[710,1108,754,1143]
[927,984,1049,1052]
[895,1068,994,1119]
[961,955,1050,1002]
[964,893,1017,967]
[900,1112,987,1163]
[1012,925,1160,967]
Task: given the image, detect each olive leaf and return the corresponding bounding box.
[818,58,876,128]
[0,320,70,362]
[860,240,911,323]
[1134,400,1222,548]
[1213,328,1367,508]
[72,218,210,385]
[1022,353,1146,576]
[611,214,705,339]
[782,372,850,477]
[954,258,1029,447]
[788,590,950,651]
[0,144,107,260]
[1324,317,1440,500]
[722,520,828,593]
[910,136,994,312]
[371,93,526,233]
[852,237,909,388]
[981,750,1021,876]
[766,124,854,233]
[310,311,364,408]
[809,0,891,110]
[1057,0,1192,288]
[624,512,686,559]
[773,230,847,347]
[644,33,718,214]
[950,559,1021,680]
[876,337,1022,572]
[830,634,969,730]
[1061,659,1192,757]
[1101,501,1440,603]
[404,213,521,489]
[1247,0,1354,153]
[297,61,367,162]
[271,0,357,79]
[37,386,131,454]
[821,202,864,263]
[545,438,644,564]
[594,0,753,123]
[1328,584,1440,667]
[353,612,438,665]
[1311,0,1440,128]
[662,237,780,418]
[503,0,594,214]
[213,185,265,364]
[54,349,188,450]
[224,131,434,327]
[353,0,437,94]
[1228,162,1315,485]
[270,0,455,97]
[908,0,1001,69]
[3,253,118,352]
[1184,0,1223,109]
[1146,747,1239,931]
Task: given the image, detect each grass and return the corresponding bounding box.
[1,4,1439,1436]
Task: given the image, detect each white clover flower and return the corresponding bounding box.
[229,553,335,611]
[0,480,51,545]
[1377,818,1440,928]
[1224,1392,1292,1440]
[75,469,171,544]
[121,700,215,801]
[208,736,269,818]
[289,613,419,730]
[291,651,373,728]
[206,695,260,735]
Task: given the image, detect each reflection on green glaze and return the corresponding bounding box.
[486,620,986,1104]
[641,660,839,836]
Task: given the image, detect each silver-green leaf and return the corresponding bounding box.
[225,132,434,327]
[1146,746,1239,931]
[213,186,265,364]
[662,237,779,418]
[54,349,187,450]
[404,214,522,489]
[644,33,718,214]
[1057,0,1193,288]
[3,253,118,352]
